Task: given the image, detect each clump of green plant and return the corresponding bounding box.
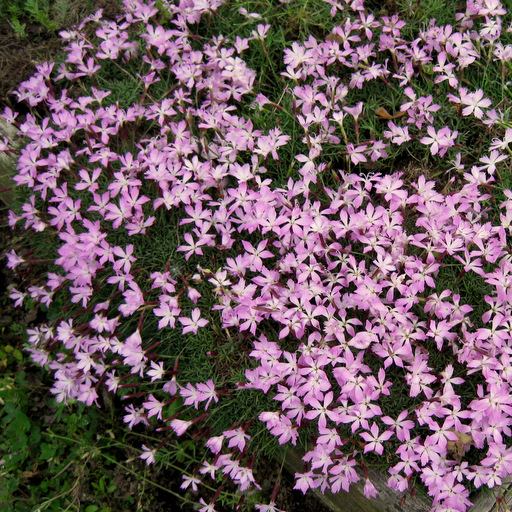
[0,342,195,512]
[5,0,512,511]
[0,0,96,37]
[0,312,261,511]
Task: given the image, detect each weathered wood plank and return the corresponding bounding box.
[281,446,432,512]
[283,443,512,512]
[0,118,17,206]
[469,479,512,512]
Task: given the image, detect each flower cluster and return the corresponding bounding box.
[4,0,512,511]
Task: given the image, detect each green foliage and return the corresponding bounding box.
[9,17,27,38]
[0,0,96,36]
[0,356,160,511]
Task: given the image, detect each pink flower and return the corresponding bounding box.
[460,88,492,118]
[420,125,458,156]
[346,143,368,164]
[140,445,156,465]
[146,361,165,382]
[198,498,216,512]
[224,427,250,452]
[479,150,508,175]
[255,502,284,512]
[5,250,25,269]
[112,244,136,273]
[163,376,178,396]
[360,423,393,455]
[343,101,364,120]
[143,394,163,420]
[206,435,224,454]
[153,296,181,329]
[181,475,201,491]
[294,471,315,494]
[304,391,341,428]
[170,419,192,436]
[384,121,411,145]
[284,42,309,69]
[251,23,270,40]
[9,287,27,307]
[178,308,209,334]
[196,380,219,410]
[254,128,291,160]
[177,232,207,260]
[363,478,378,498]
[123,405,149,430]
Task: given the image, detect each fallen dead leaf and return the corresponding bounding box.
[447,429,474,462]
[375,106,406,120]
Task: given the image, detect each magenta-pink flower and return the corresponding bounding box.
[346,143,368,164]
[224,427,250,452]
[459,88,492,118]
[363,478,378,499]
[177,232,207,260]
[140,445,156,465]
[178,308,209,334]
[420,125,458,156]
[359,422,393,455]
[170,419,192,436]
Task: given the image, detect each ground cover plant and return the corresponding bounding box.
[0,0,104,40]
[4,0,512,510]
